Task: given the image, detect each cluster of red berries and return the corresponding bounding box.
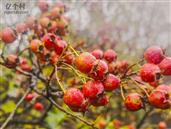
[64,49,121,112]
[4,54,32,72]
[29,33,71,65]
[140,46,171,109]
[1,0,171,115]
[25,93,44,111]
[0,0,67,44]
[124,46,171,111]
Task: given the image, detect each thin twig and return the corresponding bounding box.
[131,78,149,97]
[54,65,65,93]
[48,97,97,129]
[120,85,125,100]
[0,88,31,129]
[136,108,153,129]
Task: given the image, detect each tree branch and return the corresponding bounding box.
[0,88,31,129]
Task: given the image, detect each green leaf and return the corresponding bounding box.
[45,109,66,129]
[1,100,16,113]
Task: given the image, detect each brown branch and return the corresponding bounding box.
[48,97,97,129]
[0,88,31,129]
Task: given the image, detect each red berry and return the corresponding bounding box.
[159,57,171,76]
[39,17,50,28]
[25,16,35,29]
[6,54,19,68]
[2,27,17,44]
[108,62,117,73]
[124,93,143,111]
[54,39,67,55]
[91,95,109,106]
[156,85,171,99]
[16,23,28,33]
[68,101,89,112]
[91,49,103,59]
[50,7,61,19]
[144,46,164,64]
[47,21,58,33]
[90,60,108,80]
[117,60,129,73]
[42,33,60,50]
[75,52,96,73]
[49,51,59,64]
[158,121,167,129]
[64,88,85,107]
[25,93,34,102]
[148,90,170,109]
[29,39,42,53]
[33,23,44,37]
[103,74,120,91]
[140,63,161,82]
[149,81,159,88]
[82,80,104,98]
[104,49,117,63]
[38,0,48,12]
[34,102,43,111]
[63,52,75,64]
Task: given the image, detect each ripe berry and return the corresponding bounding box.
[104,49,117,63]
[38,0,48,12]
[2,27,17,43]
[97,119,106,129]
[117,60,129,73]
[75,52,96,73]
[54,39,67,55]
[69,101,89,112]
[16,23,28,33]
[25,93,34,102]
[156,85,171,100]
[63,51,75,64]
[19,58,32,72]
[33,23,44,37]
[159,57,171,76]
[50,7,61,19]
[34,102,43,111]
[42,33,60,50]
[91,49,103,59]
[90,60,108,80]
[82,80,104,98]
[158,121,167,129]
[64,88,85,107]
[6,54,19,68]
[144,46,164,64]
[148,90,170,109]
[124,93,143,111]
[39,17,50,28]
[112,119,122,129]
[103,74,120,91]
[29,39,43,53]
[108,62,117,73]
[25,16,35,29]
[149,81,159,88]
[91,95,109,106]
[49,51,59,64]
[47,21,58,33]
[140,63,161,82]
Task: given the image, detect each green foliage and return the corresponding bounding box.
[45,108,66,129]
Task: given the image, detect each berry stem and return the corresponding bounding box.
[120,84,126,100]
[68,44,79,56]
[54,65,65,93]
[130,78,149,97]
